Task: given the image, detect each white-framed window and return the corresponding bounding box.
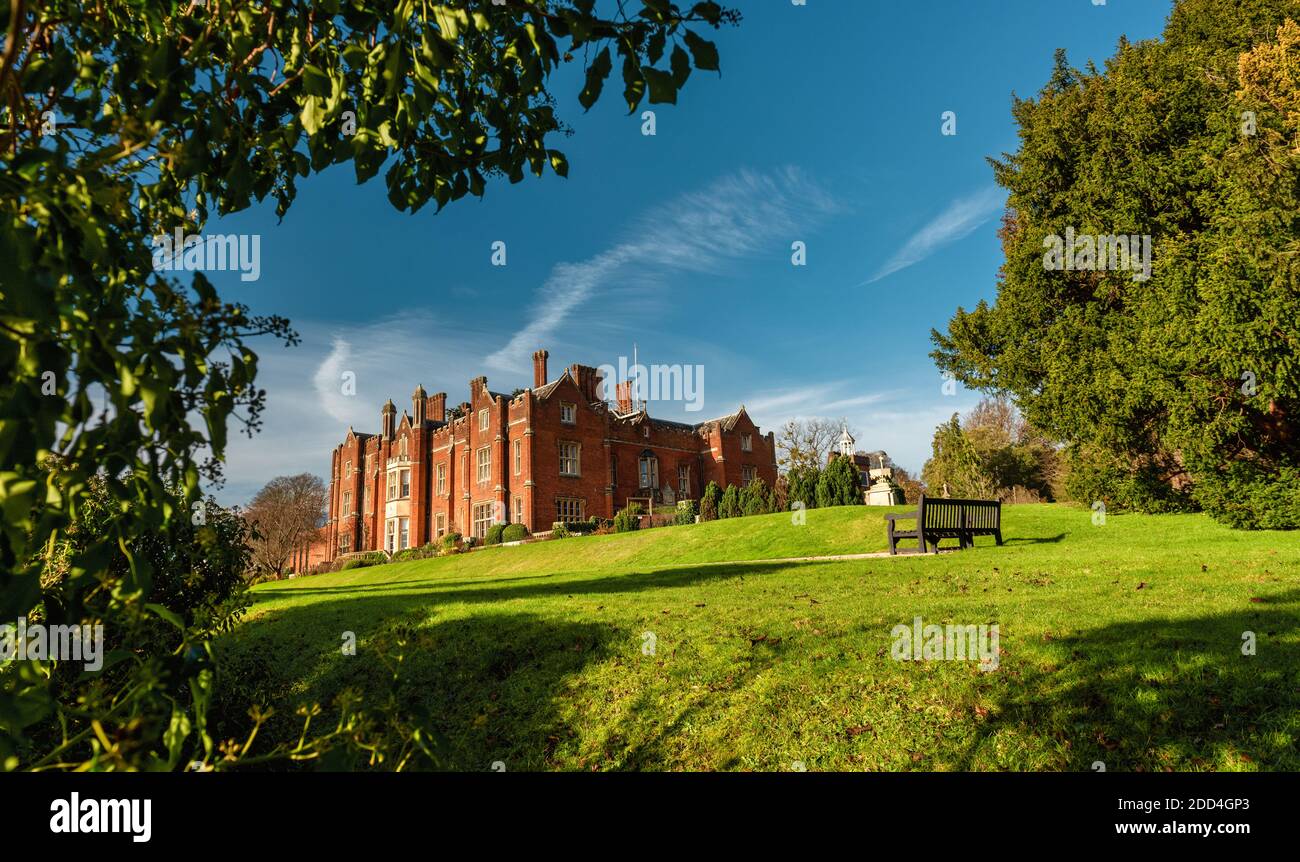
[437,463,446,495]
[559,442,580,477]
[514,439,522,475]
[398,517,409,550]
[345,459,352,476]
[386,471,398,501]
[741,433,753,452]
[435,512,446,538]
[342,490,352,511]
[339,533,351,552]
[479,408,489,431]
[678,465,690,496]
[639,452,659,489]
[556,497,584,522]
[742,465,756,486]
[514,497,523,524]
[400,468,410,498]
[472,502,494,539]
[385,519,396,553]
[477,446,491,484]
[560,402,576,424]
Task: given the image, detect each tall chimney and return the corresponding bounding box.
[532,349,549,388]
[381,399,396,440]
[428,392,446,423]
[412,384,427,425]
[616,380,634,414]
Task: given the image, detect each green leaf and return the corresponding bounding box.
[684,30,720,72]
[579,46,612,110]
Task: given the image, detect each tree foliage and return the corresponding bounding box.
[815,455,862,508]
[931,0,1300,527]
[0,0,736,770]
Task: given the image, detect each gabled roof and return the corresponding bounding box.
[696,406,749,432]
[532,368,576,400]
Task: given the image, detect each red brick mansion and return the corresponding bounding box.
[321,350,777,560]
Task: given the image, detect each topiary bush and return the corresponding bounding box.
[613,503,643,533]
[502,523,529,542]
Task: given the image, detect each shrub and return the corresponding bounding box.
[786,466,820,511]
[502,524,529,542]
[393,543,438,563]
[700,481,722,521]
[551,522,572,539]
[339,551,386,571]
[674,499,698,526]
[614,503,644,533]
[817,456,863,508]
[485,524,506,546]
[438,532,462,555]
[740,478,771,516]
[719,484,741,519]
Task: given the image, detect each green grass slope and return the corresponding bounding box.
[225,504,1300,771]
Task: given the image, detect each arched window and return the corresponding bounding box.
[638,450,659,489]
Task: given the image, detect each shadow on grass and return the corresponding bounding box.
[957,592,1300,771]
[1001,533,1067,546]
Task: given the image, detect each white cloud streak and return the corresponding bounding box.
[866,186,1004,284]
[484,167,841,374]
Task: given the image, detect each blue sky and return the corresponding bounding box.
[209,0,1171,504]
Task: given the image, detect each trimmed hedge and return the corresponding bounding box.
[502,523,529,542]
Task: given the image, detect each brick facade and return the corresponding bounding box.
[320,349,777,560]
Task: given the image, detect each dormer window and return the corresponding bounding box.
[560,402,576,424]
[741,433,752,452]
[479,408,489,431]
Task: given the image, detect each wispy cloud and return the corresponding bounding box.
[866,186,1004,284]
[484,167,841,374]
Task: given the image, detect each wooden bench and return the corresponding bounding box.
[886,493,1002,555]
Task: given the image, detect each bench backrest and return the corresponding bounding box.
[919,493,1001,530]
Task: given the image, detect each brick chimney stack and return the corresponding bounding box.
[532,349,549,388]
[428,392,446,423]
[570,364,600,402]
[616,380,634,414]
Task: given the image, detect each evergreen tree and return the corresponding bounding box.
[931,0,1300,527]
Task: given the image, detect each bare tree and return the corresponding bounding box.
[776,417,855,473]
[245,474,327,579]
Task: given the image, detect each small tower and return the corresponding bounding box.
[412,384,427,425]
[382,398,396,440]
[838,427,856,458]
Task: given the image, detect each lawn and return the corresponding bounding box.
[223,504,1300,771]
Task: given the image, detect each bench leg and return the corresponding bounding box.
[995,530,1003,546]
